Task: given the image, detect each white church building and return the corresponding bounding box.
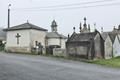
[4,22,48,53]
[4,20,67,53]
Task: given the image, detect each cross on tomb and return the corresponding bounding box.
[84,17,86,21]
[15,33,21,44]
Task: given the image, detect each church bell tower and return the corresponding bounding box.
[51,20,57,32]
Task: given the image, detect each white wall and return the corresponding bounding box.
[61,39,66,49]
[30,29,47,48]
[47,38,66,49]
[6,30,30,47]
[47,38,60,46]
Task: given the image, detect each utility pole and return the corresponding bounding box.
[8,4,11,28]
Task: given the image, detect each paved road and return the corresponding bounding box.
[0,52,120,80]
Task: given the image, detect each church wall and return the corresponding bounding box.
[47,38,60,46]
[30,29,47,48]
[61,39,66,49]
[6,30,31,52]
[47,38,66,49]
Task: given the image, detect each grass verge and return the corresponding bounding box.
[87,57,120,68]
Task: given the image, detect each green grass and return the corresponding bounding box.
[88,57,120,68]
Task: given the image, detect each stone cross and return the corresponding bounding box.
[83,17,87,28]
[84,17,86,23]
[15,33,21,44]
[73,27,75,32]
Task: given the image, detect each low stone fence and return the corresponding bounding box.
[53,48,67,57]
[31,47,46,55]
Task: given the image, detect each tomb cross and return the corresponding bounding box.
[84,17,86,23]
[15,33,21,44]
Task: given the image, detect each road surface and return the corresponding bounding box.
[0,52,120,80]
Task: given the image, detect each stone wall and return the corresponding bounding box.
[66,42,89,58]
[53,48,67,57]
[104,36,112,59]
[6,47,31,53]
[31,47,46,55]
[94,33,104,59]
[113,36,120,57]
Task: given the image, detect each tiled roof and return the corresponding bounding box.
[67,31,98,42]
[46,32,67,39]
[4,23,48,31]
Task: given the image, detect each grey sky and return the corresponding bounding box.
[0,0,120,35]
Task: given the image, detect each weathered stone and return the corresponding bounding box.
[66,31,104,60]
[6,47,31,53]
[53,48,67,57]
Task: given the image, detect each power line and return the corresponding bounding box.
[13,0,117,10]
[51,2,120,11]
[12,2,120,12]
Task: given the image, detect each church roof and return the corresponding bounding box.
[46,32,67,39]
[0,28,6,40]
[67,31,98,42]
[4,22,48,31]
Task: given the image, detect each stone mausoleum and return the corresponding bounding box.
[66,18,104,59]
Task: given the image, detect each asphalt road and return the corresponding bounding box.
[0,52,120,80]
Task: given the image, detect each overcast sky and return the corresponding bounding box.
[0,0,120,35]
